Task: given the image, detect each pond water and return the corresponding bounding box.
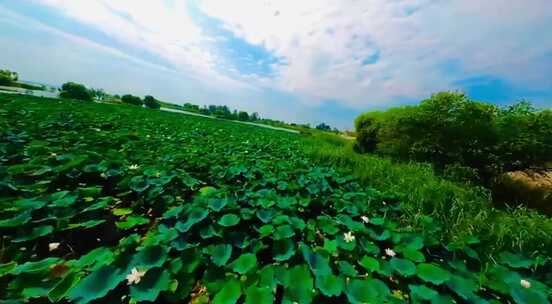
[0,85,58,98]
[160,107,300,134]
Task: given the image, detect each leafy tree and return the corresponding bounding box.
[315,123,332,131]
[250,112,260,121]
[144,95,161,109]
[59,82,93,101]
[89,88,107,101]
[0,69,18,85]
[238,111,250,121]
[354,91,552,184]
[121,94,143,106]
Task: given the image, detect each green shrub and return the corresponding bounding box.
[59,82,93,101]
[354,92,552,185]
[0,69,18,86]
[144,95,161,109]
[121,94,143,106]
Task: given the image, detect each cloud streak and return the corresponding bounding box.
[0,0,551,129]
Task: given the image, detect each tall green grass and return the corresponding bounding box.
[301,132,552,254]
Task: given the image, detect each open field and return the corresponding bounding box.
[0,94,550,303]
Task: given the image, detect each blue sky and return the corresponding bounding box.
[1,0,551,129]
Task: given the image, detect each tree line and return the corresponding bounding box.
[354,91,552,185]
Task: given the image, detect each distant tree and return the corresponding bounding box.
[121,94,143,106]
[89,88,107,101]
[238,111,250,121]
[250,112,260,121]
[0,69,18,86]
[316,123,332,131]
[59,82,92,101]
[144,95,161,109]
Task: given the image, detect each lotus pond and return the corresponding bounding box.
[0,94,550,303]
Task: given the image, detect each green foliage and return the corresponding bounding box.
[59,82,93,101]
[121,94,143,106]
[0,69,18,85]
[0,93,550,303]
[143,95,161,109]
[354,92,552,185]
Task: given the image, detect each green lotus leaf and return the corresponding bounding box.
[358,238,380,256]
[0,211,32,227]
[272,214,290,225]
[208,244,232,266]
[218,214,240,227]
[402,247,425,262]
[12,225,54,243]
[112,208,133,216]
[301,244,332,276]
[416,263,451,285]
[129,175,149,192]
[446,275,478,300]
[208,198,229,212]
[199,224,223,239]
[231,253,257,274]
[323,239,338,254]
[11,257,61,275]
[258,224,273,237]
[338,261,358,277]
[273,239,296,261]
[245,285,273,304]
[14,198,46,211]
[142,224,179,246]
[273,225,295,240]
[116,215,149,230]
[345,279,390,304]
[81,197,111,212]
[68,219,106,229]
[51,193,78,208]
[390,258,416,277]
[256,209,276,223]
[510,284,549,304]
[199,186,218,196]
[359,256,380,273]
[78,186,102,197]
[337,233,356,251]
[316,274,344,297]
[370,217,385,225]
[408,284,439,301]
[68,265,126,304]
[162,206,184,219]
[498,251,533,269]
[213,278,241,304]
[283,265,314,304]
[130,245,168,270]
[75,247,115,270]
[289,217,306,230]
[175,208,209,232]
[0,262,16,277]
[317,217,339,235]
[129,268,171,302]
[48,272,81,302]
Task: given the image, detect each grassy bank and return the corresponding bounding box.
[302,132,552,254]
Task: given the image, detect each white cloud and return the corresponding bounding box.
[29,0,256,92]
[3,0,551,119]
[199,0,552,107]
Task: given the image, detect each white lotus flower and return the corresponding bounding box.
[361,216,370,224]
[385,248,396,257]
[344,231,355,243]
[48,242,60,251]
[128,164,140,170]
[126,267,146,285]
[520,279,531,289]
